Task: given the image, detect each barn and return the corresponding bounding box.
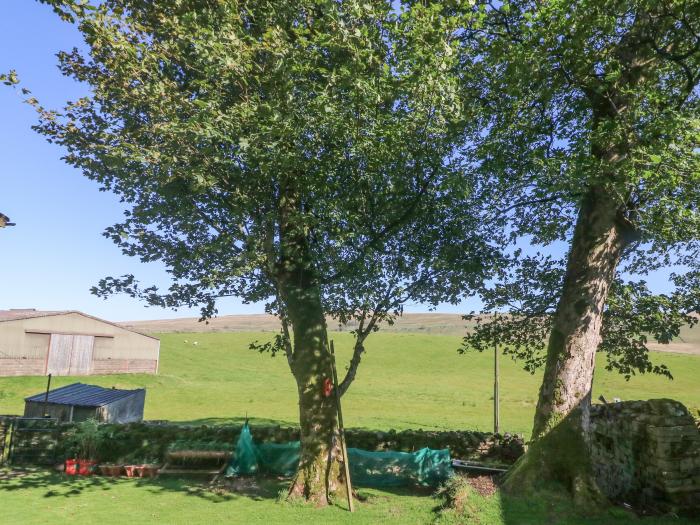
[0,310,159,377]
[24,383,146,423]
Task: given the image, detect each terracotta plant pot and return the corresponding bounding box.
[138,464,160,478]
[99,464,123,477]
[124,465,139,478]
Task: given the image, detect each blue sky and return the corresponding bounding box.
[0,2,677,323]
[0,1,260,321]
[0,1,485,321]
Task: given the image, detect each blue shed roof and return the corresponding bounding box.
[25,383,143,407]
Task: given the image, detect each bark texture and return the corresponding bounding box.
[277,186,346,505]
[504,186,628,506]
[533,188,626,440]
[283,271,346,505]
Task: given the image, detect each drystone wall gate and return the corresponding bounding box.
[2,417,60,466]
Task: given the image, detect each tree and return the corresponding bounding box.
[0,213,16,228]
[464,256,699,381]
[17,0,496,503]
[458,0,700,505]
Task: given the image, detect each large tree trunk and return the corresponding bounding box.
[504,186,628,506]
[282,270,346,505]
[275,184,347,506]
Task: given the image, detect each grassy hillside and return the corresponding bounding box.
[1,332,698,436]
[121,313,475,335]
[122,313,700,355]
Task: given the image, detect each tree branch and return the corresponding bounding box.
[337,311,379,397]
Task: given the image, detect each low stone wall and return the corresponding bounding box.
[49,422,524,466]
[590,399,700,515]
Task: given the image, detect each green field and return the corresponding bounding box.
[1,332,699,524]
[0,332,698,435]
[0,469,696,525]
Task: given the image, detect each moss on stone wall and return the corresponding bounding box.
[590,399,700,517]
[48,422,524,466]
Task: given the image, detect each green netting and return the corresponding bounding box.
[347,446,451,487]
[226,423,259,476]
[256,441,301,477]
[225,424,452,487]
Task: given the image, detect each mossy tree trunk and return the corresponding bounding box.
[504,186,629,506]
[276,185,347,506]
[282,270,346,505]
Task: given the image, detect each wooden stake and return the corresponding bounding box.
[330,340,354,512]
[494,333,500,435]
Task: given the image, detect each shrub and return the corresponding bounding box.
[435,475,482,520]
[63,419,103,461]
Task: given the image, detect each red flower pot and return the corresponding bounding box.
[66,459,97,476]
[65,459,78,476]
[78,460,97,475]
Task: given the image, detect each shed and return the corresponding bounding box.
[0,309,159,377]
[24,383,146,423]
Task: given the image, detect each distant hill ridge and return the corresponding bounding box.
[120,313,700,355]
[120,313,472,336]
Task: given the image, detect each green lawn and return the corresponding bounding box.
[0,332,698,436]
[1,332,699,524]
[0,469,696,525]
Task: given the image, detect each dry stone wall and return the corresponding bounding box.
[41,421,524,467]
[590,399,700,516]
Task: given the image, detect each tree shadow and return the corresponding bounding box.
[0,469,121,498]
[432,471,683,525]
[0,468,284,503]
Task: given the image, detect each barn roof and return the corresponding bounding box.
[0,309,67,321]
[0,309,158,340]
[25,383,144,407]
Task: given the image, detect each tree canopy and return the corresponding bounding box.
[12,0,700,506]
[14,0,499,503]
[460,0,700,380]
[453,0,700,504]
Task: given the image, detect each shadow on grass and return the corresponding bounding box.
[433,475,698,525]
[0,468,283,503]
[0,467,440,513]
[495,489,692,525]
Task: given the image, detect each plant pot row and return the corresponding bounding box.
[65,459,160,478]
[65,459,98,476]
[102,463,161,478]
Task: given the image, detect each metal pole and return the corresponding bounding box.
[330,340,354,512]
[43,374,52,418]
